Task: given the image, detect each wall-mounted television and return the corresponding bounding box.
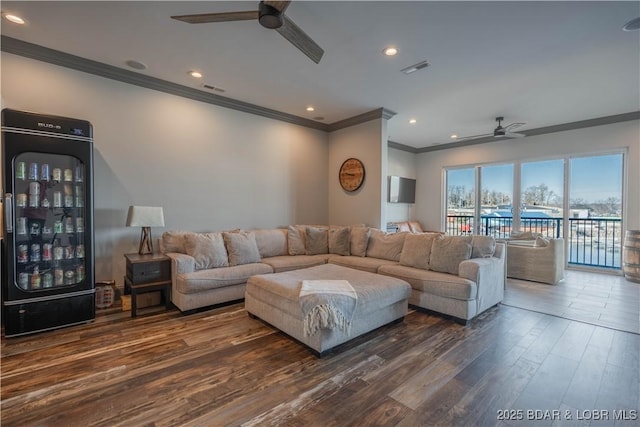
[388,176,416,203]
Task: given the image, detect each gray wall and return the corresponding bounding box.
[1,53,329,282]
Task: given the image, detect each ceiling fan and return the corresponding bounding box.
[171,1,324,64]
[456,117,526,141]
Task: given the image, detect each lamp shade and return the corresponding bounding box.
[126,206,165,227]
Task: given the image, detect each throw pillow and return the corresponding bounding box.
[366,229,407,262]
[350,226,370,257]
[253,228,288,258]
[306,226,329,255]
[160,231,187,254]
[223,231,261,266]
[287,225,306,255]
[534,236,550,247]
[471,235,496,258]
[429,236,472,275]
[408,221,424,233]
[328,226,350,256]
[184,232,229,270]
[399,232,441,269]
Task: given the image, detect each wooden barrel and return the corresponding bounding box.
[622,230,640,283]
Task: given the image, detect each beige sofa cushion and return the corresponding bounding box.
[328,255,399,274]
[253,228,288,258]
[378,264,477,301]
[328,226,350,256]
[177,263,273,294]
[305,226,329,255]
[366,230,407,261]
[184,232,229,270]
[223,231,261,266]
[287,225,306,255]
[261,254,329,273]
[350,226,370,257]
[160,231,188,254]
[399,232,441,270]
[429,235,472,275]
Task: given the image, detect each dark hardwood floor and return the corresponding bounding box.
[1,299,638,426]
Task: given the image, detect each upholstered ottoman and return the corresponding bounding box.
[245,263,411,356]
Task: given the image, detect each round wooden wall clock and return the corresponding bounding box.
[339,158,365,192]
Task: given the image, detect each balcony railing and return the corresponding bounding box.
[446,215,622,269]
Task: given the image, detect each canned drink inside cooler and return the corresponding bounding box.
[18,272,29,289]
[64,169,73,182]
[42,243,53,261]
[16,217,28,234]
[74,166,83,182]
[16,162,27,180]
[53,191,62,208]
[31,272,42,290]
[28,193,39,208]
[43,273,54,288]
[29,163,39,180]
[41,164,50,182]
[30,244,41,262]
[52,168,62,182]
[17,244,28,263]
[16,193,27,207]
[29,181,40,195]
[64,270,75,285]
[55,269,64,286]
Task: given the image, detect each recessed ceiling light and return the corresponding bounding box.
[409,119,417,124]
[125,60,147,70]
[450,134,458,139]
[383,47,398,56]
[623,17,640,31]
[189,70,203,79]
[306,106,315,112]
[3,13,25,24]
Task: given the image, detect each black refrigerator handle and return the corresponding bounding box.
[4,193,13,233]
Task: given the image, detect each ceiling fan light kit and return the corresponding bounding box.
[258,2,283,29]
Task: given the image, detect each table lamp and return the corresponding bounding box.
[126,206,164,255]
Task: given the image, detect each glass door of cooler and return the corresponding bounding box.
[11,152,88,293]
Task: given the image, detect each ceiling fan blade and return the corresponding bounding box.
[171,11,258,24]
[264,1,291,13]
[276,15,324,63]
[505,132,525,138]
[454,133,493,141]
[505,122,526,131]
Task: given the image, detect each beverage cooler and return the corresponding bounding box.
[1,109,95,337]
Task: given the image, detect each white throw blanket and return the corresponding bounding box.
[299,280,357,337]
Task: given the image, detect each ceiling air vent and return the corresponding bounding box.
[202,84,226,93]
[401,60,430,75]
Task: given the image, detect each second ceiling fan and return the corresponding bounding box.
[171,1,324,64]
[456,116,526,141]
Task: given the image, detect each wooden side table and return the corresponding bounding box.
[124,253,172,317]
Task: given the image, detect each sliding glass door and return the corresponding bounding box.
[568,154,623,268]
[444,152,625,270]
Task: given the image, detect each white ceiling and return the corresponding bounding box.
[2,1,639,149]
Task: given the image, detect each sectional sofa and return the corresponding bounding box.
[160,225,505,324]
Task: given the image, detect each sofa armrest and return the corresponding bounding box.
[458,244,505,314]
[165,252,195,293]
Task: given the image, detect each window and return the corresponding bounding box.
[444,152,625,270]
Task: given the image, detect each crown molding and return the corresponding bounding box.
[1,36,330,132]
[327,108,397,132]
[414,111,640,153]
[388,140,419,153]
